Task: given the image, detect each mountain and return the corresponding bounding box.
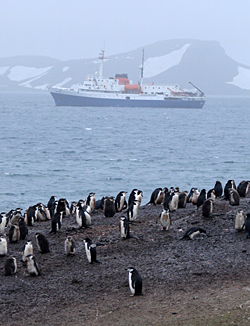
[1,39,250,95]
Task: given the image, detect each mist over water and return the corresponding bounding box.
[0,92,250,212]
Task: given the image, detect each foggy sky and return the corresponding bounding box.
[1,0,250,66]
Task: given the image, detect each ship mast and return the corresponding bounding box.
[140,49,144,90]
[99,50,105,79]
[98,50,110,79]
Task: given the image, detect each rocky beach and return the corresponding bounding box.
[1,185,250,325]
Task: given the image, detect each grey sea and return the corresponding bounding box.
[0,92,250,212]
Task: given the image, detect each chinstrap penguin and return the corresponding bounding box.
[83,238,101,263]
[202,198,214,218]
[115,191,127,212]
[156,209,170,231]
[103,196,116,217]
[22,241,34,262]
[119,216,130,239]
[65,236,76,255]
[35,233,50,254]
[180,226,207,240]
[26,255,41,276]
[18,217,28,240]
[127,267,143,296]
[50,211,64,233]
[244,213,250,239]
[5,257,17,276]
[9,224,20,243]
[235,210,245,232]
[0,235,7,256]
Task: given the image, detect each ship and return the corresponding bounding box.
[49,50,205,108]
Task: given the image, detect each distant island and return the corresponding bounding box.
[0,39,250,95]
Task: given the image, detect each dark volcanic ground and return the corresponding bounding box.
[1,192,250,325]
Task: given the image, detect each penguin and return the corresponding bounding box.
[180,226,207,240]
[224,180,236,200]
[47,195,57,210]
[127,200,140,221]
[127,267,142,296]
[237,180,250,197]
[0,213,8,234]
[26,255,40,276]
[75,204,91,228]
[0,235,7,256]
[235,210,245,232]
[36,203,50,221]
[9,224,20,243]
[18,217,28,240]
[115,191,128,212]
[57,198,70,216]
[146,188,163,205]
[156,209,170,231]
[5,257,17,276]
[103,196,116,217]
[196,189,207,209]
[25,205,38,226]
[128,189,143,207]
[207,189,216,200]
[178,191,188,208]
[119,216,130,239]
[86,193,96,212]
[64,236,76,255]
[228,188,240,206]
[191,189,200,205]
[50,211,64,233]
[167,190,179,212]
[49,200,58,219]
[244,214,250,239]
[135,190,143,205]
[83,238,100,263]
[202,198,214,218]
[187,188,195,203]
[22,241,33,262]
[95,197,105,210]
[35,233,50,254]
[70,201,77,215]
[8,208,22,225]
[163,190,171,210]
[214,180,223,198]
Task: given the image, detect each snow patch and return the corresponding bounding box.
[34,84,49,90]
[19,72,50,86]
[0,66,9,75]
[62,66,69,72]
[8,66,53,81]
[226,67,250,90]
[54,77,72,87]
[143,44,191,78]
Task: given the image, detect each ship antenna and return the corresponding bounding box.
[140,49,144,89]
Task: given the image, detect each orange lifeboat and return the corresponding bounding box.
[124,84,140,93]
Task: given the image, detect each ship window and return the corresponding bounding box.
[126,96,130,101]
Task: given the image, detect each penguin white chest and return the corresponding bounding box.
[0,237,7,255]
[128,272,135,295]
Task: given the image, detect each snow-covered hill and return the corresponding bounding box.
[0,39,250,95]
